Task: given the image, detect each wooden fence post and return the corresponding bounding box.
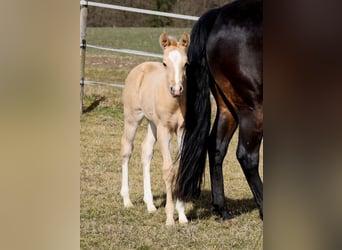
[80,1,88,114]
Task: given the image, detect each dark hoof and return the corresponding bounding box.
[220,214,237,226]
[221,211,235,221]
[211,205,235,221]
[220,217,237,225]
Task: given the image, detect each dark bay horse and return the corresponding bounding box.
[174,0,263,221]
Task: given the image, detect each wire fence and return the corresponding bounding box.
[79,0,198,113]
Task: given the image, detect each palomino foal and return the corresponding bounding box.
[120,32,190,225]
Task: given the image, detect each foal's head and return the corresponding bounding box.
[159,32,190,98]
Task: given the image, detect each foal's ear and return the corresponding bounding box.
[159,32,170,50]
[178,32,190,49]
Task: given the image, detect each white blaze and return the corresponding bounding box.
[168,50,183,91]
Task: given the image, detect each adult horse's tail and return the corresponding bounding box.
[174,7,220,202]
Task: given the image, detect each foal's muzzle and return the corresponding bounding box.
[170,84,183,97]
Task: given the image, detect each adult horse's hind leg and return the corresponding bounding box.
[208,98,237,220]
[120,111,144,208]
[236,108,263,219]
[142,122,157,212]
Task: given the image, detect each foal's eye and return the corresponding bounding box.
[163,62,167,67]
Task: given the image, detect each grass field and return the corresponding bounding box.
[81,27,263,249]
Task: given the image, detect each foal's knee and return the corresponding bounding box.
[121,137,133,158]
[162,168,174,184]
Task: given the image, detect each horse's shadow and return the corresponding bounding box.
[186,190,257,221]
[83,96,106,113]
[154,190,257,221]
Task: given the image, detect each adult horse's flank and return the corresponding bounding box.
[120,32,190,225]
[174,0,263,220]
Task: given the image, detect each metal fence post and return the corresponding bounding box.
[80,0,88,114]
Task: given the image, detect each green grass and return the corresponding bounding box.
[81,27,263,249]
[87,27,191,55]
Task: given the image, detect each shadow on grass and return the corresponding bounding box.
[153,190,257,221]
[153,193,166,209]
[186,190,257,221]
[83,96,106,113]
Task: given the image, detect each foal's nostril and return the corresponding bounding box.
[170,85,183,96]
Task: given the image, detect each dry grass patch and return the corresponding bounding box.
[81,28,263,249]
[81,84,263,249]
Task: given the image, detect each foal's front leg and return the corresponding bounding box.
[157,126,175,225]
[121,117,141,208]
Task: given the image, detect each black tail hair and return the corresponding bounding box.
[174,7,220,201]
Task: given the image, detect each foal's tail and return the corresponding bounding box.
[174,7,220,202]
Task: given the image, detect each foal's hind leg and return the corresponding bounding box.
[157,126,175,225]
[120,112,144,208]
[175,199,188,224]
[236,108,263,219]
[142,122,157,212]
[208,105,237,220]
[175,127,188,224]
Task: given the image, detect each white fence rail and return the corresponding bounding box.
[84,80,124,89]
[87,44,163,58]
[79,0,198,113]
[83,1,199,21]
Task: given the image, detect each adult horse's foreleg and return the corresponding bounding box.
[120,113,144,208]
[157,126,175,225]
[236,108,263,219]
[208,105,237,220]
[142,122,157,212]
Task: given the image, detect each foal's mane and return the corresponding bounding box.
[167,36,178,46]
